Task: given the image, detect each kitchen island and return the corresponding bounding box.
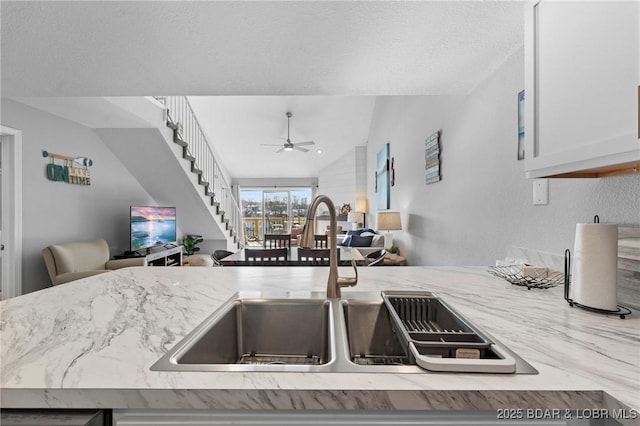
[1,266,638,421]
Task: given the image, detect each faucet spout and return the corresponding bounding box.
[300,195,358,299]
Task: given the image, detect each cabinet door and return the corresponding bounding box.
[525,0,640,178]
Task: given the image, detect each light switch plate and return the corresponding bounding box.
[533,179,549,205]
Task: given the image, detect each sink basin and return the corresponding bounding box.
[152,291,537,374]
[151,293,334,372]
[340,300,411,366]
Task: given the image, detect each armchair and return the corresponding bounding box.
[42,239,145,286]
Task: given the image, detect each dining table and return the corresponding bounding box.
[220,246,365,266]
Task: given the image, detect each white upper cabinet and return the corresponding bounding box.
[524,1,640,178]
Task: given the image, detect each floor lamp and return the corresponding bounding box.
[347,211,365,230]
[376,212,402,249]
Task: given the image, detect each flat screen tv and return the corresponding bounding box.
[130,206,177,251]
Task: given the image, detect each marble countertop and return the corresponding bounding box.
[1,266,638,415]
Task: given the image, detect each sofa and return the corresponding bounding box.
[337,228,385,256]
[42,239,145,285]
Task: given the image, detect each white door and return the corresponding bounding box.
[1,142,3,291]
[1,126,23,299]
[1,136,5,297]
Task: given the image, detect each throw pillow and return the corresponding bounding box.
[338,235,351,246]
[348,234,374,247]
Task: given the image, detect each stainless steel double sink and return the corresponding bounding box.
[151,291,537,374]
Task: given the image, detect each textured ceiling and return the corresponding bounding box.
[1,1,525,97]
[1,1,525,178]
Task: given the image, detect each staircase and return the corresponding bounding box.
[13,96,243,250]
[155,96,243,250]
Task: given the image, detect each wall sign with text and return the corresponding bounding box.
[43,150,93,186]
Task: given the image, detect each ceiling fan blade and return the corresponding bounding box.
[294,141,315,146]
[276,147,285,153]
[293,146,309,152]
[260,143,284,146]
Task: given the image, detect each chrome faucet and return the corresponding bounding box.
[300,195,358,299]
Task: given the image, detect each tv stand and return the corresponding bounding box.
[143,245,183,267]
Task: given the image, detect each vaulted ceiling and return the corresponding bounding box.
[2,1,525,178]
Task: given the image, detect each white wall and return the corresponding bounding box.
[1,99,156,294]
[366,48,640,267]
[318,148,357,211]
[318,146,367,215]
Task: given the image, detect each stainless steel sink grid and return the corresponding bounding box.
[151,291,537,374]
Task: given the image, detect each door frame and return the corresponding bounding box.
[1,125,23,299]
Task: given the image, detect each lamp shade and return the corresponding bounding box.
[347,211,364,223]
[377,212,402,231]
[355,197,368,214]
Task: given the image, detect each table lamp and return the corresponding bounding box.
[376,212,402,249]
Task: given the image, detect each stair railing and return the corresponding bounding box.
[154,96,243,247]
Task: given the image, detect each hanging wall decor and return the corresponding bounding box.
[43,150,93,185]
[517,90,525,160]
[425,131,441,184]
[391,157,396,186]
[376,143,390,209]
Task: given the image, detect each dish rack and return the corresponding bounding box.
[381,291,516,373]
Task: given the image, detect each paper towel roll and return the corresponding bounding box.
[571,223,618,311]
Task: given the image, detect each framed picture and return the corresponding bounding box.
[376,143,390,210]
[518,90,525,160]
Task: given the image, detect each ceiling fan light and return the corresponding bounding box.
[284,146,293,151]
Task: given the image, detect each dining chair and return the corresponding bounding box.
[313,234,328,248]
[264,233,291,248]
[244,248,288,265]
[297,247,340,266]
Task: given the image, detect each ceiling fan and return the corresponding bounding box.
[261,112,315,153]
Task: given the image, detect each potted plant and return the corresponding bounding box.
[387,245,399,260]
[183,234,203,256]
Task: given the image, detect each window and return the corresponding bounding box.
[240,188,312,245]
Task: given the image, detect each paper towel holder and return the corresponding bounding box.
[564,243,631,319]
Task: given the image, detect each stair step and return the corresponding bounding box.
[198,176,208,186]
[184,153,196,162]
[191,165,202,175]
[173,132,188,147]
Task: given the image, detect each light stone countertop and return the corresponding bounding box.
[1,266,638,417]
